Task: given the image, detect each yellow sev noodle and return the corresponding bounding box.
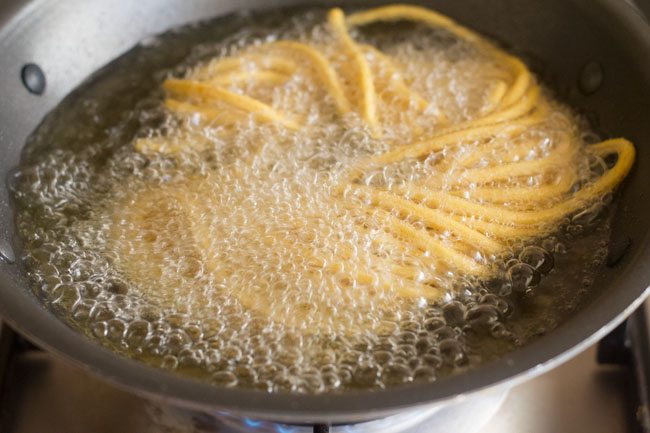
[128,4,636,306]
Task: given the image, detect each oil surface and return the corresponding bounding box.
[12,8,614,393]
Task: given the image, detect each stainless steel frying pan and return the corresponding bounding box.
[0,0,649,425]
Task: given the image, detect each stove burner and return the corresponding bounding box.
[220,407,443,433]
[148,390,508,433]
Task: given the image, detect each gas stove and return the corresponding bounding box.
[0,301,648,433]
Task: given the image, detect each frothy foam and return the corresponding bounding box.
[12,8,615,393]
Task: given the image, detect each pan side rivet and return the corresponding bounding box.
[21,63,46,95]
[0,239,15,264]
[578,61,603,95]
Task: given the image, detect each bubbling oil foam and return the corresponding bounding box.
[12,8,614,393]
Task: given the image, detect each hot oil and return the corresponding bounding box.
[11,8,614,393]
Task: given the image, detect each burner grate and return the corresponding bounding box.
[148,391,506,433]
